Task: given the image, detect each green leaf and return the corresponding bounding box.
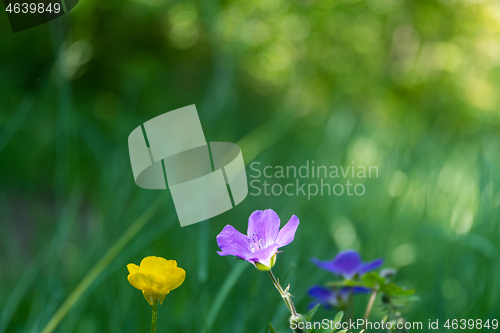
[325,280,367,288]
[306,303,321,321]
[269,323,277,333]
[381,283,415,296]
[332,311,344,328]
[361,272,386,289]
[318,311,344,333]
[337,330,348,333]
[326,272,387,290]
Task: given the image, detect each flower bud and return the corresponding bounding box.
[289,314,307,333]
[380,268,397,278]
[254,254,276,271]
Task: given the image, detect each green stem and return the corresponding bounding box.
[347,292,354,322]
[267,270,297,316]
[151,300,158,333]
[363,289,378,329]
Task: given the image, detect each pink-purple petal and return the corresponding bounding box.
[246,244,279,267]
[276,215,300,247]
[216,225,252,259]
[216,209,300,269]
[247,209,280,247]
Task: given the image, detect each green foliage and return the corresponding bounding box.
[323,311,345,333]
[381,283,415,297]
[310,311,344,333]
[331,311,344,330]
[327,271,415,297]
[306,304,321,322]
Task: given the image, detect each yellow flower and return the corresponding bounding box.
[127,256,186,305]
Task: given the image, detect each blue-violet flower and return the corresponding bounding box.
[308,286,370,310]
[312,250,383,279]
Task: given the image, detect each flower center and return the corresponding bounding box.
[248,233,264,252]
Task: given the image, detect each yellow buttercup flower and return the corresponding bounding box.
[127,256,186,305]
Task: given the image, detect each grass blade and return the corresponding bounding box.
[40,198,163,333]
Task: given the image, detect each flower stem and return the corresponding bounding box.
[363,289,378,329]
[267,270,297,316]
[347,292,354,322]
[151,300,158,333]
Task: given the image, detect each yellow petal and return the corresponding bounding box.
[165,260,177,268]
[158,291,170,305]
[127,272,167,292]
[142,290,154,306]
[127,263,140,274]
[142,290,169,305]
[139,256,171,273]
[156,267,186,292]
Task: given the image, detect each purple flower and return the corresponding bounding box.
[216,209,299,271]
[308,286,370,310]
[312,250,383,279]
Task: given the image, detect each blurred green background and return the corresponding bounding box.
[1,0,500,332]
